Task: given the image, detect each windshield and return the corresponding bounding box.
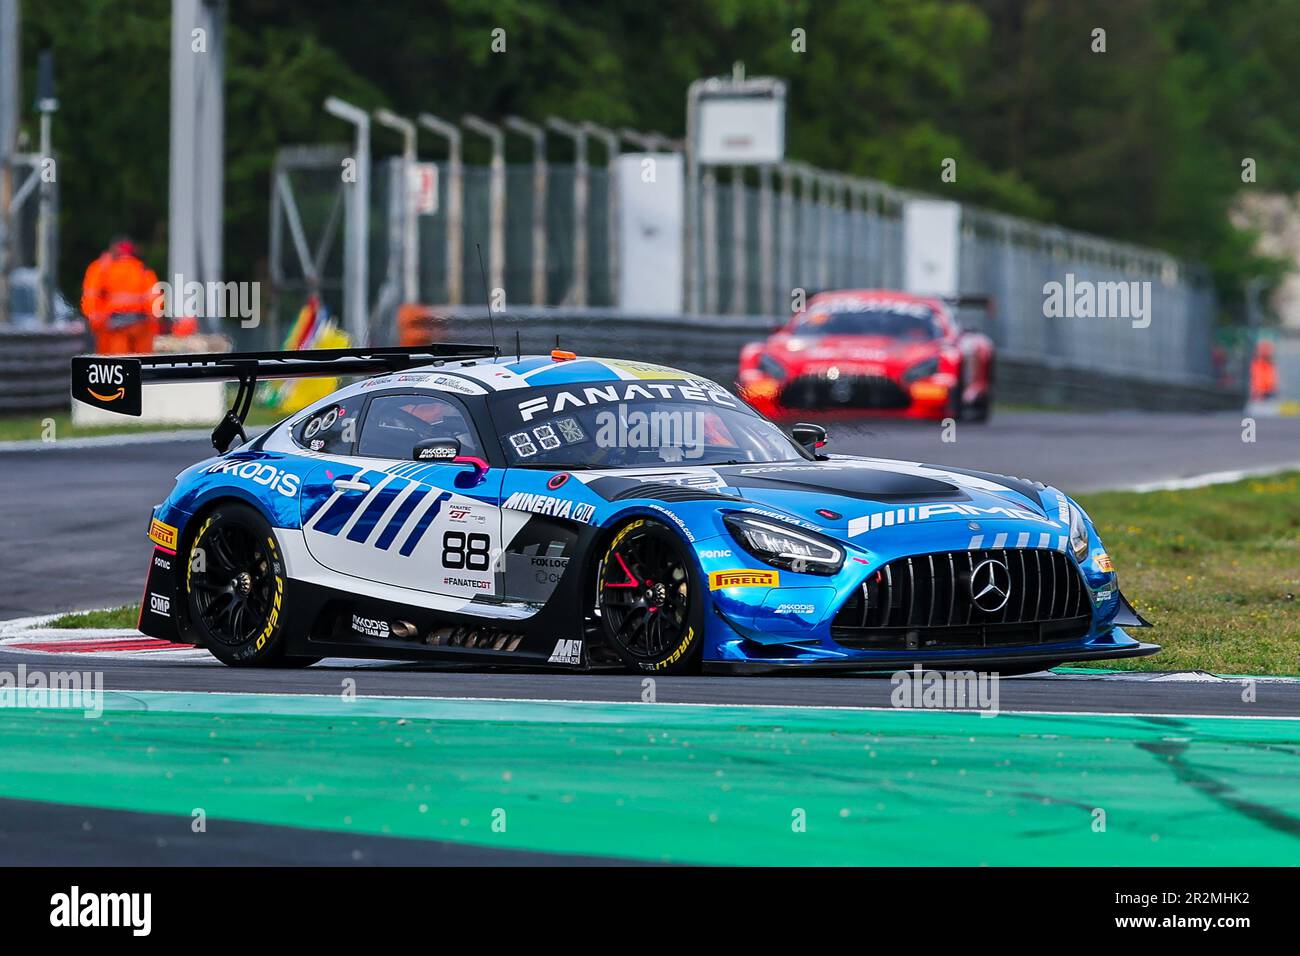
[791,300,941,340]
[489,379,806,468]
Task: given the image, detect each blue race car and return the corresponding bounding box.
[71,344,1156,674]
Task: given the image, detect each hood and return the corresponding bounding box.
[584,457,1067,546]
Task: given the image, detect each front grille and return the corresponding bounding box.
[831,548,1092,651]
[780,373,910,410]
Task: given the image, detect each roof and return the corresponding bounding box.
[339,354,711,399]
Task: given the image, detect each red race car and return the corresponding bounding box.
[738,289,996,422]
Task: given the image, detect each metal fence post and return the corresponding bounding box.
[505,116,547,306]
[818,170,836,290]
[701,166,718,315]
[374,109,418,303]
[547,118,588,307]
[758,164,774,316]
[731,166,747,314]
[417,112,462,305]
[582,122,620,308]
[324,96,370,346]
[794,163,815,295]
[779,164,795,313]
[0,0,17,325]
[462,115,505,301]
[35,85,55,325]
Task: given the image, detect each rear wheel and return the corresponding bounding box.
[184,503,313,666]
[964,356,994,423]
[595,519,703,673]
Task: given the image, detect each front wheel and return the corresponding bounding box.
[595,519,703,674]
[184,503,294,666]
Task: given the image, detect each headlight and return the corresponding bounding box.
[1067,502,1090,561]
[758,353,787,380]
[723,513,844,575]
[902,357,940,382]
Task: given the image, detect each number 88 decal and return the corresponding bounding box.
[442,531,491,571]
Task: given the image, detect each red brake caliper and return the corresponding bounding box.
[606,551,639,588]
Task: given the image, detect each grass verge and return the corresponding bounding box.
[0,402,284,442]
[1076,472,1300,674]
[47,606,138,629]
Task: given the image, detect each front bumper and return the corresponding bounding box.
[741,374,953,420]
[705,628,1161,675]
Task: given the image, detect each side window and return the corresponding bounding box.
[357,393,483,460]
[293,401,360,454]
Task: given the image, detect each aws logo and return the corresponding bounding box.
[85,362,125,402]
[73,357,142,415]
[85,361,126,403]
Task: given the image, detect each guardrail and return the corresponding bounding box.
[425,307,1245,413]
[0,323,90,414]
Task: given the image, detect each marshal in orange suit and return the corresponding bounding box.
[80,237,163,354]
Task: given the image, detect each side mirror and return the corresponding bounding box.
[413,438,460,462]
[792,422,829,460]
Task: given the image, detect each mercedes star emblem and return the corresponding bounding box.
[969,558,1012,613]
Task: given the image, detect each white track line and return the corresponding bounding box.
[0,429,212,453]
[1121,461,1300,493]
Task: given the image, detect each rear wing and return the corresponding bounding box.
[941,294,996,328]
[71,342,498,452]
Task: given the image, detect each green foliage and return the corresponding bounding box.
[17,0,1300,300]
[47,605,137,629]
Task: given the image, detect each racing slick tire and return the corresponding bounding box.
[184,502,302,667]
[965,391,992,423]
[595,518,704,674]
[964,358,994,423]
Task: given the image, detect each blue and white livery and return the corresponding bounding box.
[75,345,1157,673]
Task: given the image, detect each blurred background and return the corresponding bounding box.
[2,0,1299,416]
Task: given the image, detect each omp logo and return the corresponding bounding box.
[85,362,126,402]
[847,503,1057,538]
[148,519,178,549]
[503,492,595,524]
[517,381,736,422]
[148,592,170,617]
[709,569,779,590]
[548,639,582,664]
[50,886,151,936]
[204,460,301,498]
